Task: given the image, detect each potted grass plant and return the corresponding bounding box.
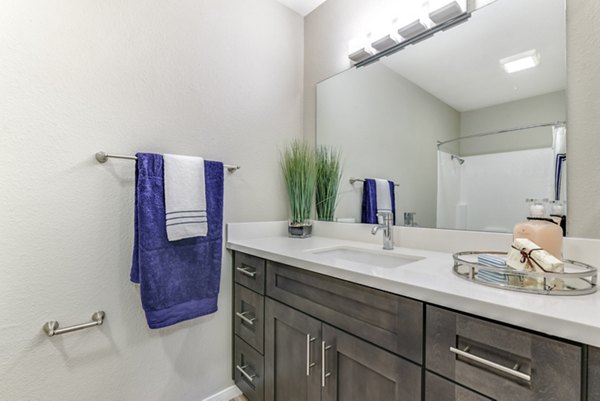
[315,146,342,222]
[281,140,317,238]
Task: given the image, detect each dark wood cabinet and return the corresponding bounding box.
[232,251,589,401]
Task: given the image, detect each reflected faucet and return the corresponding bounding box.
[371,211,394,250]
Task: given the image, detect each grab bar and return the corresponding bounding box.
[43,311,105,337]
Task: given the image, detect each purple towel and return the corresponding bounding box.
[361,178,396,225]
[131,153,224,329]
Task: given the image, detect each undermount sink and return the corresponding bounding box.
[310,246,423,268]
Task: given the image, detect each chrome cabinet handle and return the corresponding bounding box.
[450,346,531,383]
[321,341,332,387]
[236,364,256,383]
[236,311,256,326]
[306,334,316,376]
[236,266,256,278]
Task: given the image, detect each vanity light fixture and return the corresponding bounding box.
[500,49,540,74]
[429,0,466,24]
[348,5,470,67]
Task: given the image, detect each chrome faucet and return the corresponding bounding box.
[371,211,394,250]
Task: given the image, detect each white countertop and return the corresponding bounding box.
[226,221,600,347]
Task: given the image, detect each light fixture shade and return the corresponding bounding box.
[397,19,429,39]
[348,47,376,63]
[429,0,466,24]
[371,33,402,52]
[500,49,540,73]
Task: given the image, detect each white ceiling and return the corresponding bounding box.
[274,0,327,16]
[381,0,566,112]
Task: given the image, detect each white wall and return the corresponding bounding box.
[305,0,600,238]
[567,0,600,238]
[317,63,459,227]
[0,1,303,400]
[459,91,566,156]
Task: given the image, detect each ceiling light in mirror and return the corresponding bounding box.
[500,49,541,73]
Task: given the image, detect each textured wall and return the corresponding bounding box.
[305,0,600,238]
[0,1,302,400]
[566,0,600,238]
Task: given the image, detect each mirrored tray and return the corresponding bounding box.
[453,251,598,296]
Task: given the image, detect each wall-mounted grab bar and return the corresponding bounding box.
[95,151,241,173]
[43,311,105,337]
[349,177,399,187]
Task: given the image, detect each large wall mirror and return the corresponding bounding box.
[317,0,567,233]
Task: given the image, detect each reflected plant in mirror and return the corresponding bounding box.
[316,0,567,234]
[315,146,342,221]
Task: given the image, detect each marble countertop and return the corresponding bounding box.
[226,221,600,347]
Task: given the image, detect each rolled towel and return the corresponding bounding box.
[507,238,564,290]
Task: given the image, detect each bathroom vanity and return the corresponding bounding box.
[228,222,600,401]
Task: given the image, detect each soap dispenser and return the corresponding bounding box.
[513,199,563,259]
[549,200,567,237]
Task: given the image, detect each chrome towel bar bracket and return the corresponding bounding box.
[43,311,105,337]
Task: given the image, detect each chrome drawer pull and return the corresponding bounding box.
[321,341,332,387]
[236,266,257,278]
[236,311,256,326]
[236,364,256,383]
[450,346,531,383]
[306,334,316,376]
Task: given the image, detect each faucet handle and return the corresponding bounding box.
[376,211,393,223]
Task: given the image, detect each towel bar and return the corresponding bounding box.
[43,311,105,337]
[95,151,240,173]
[349,177,399,187]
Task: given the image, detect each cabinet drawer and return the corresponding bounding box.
[235,335,264,401]
[234,283,264,354]
[426,306,582,401]
[266,261,423,363]
[425,372,493,401]
[234,252,266,294]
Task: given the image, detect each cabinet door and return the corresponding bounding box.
[321,324,421,401]
[590,346,600,401]
[264,299,322,401]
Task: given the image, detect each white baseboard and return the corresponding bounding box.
[202,385,242,401]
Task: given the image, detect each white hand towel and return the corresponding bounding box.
[163,154,207,241]
[375,179,392,212]
[375,178,392,224]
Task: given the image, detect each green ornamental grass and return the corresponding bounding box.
[315,146,342,221]
[281,140,317,225]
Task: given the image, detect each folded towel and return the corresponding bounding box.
[163,154,207,241]
[131,153,224,329]
[361,178,396,225]
[477,254,508,283]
